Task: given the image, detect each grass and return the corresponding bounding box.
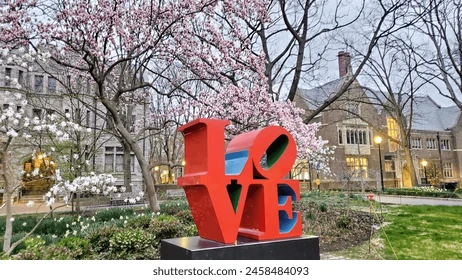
[380,205,462,260]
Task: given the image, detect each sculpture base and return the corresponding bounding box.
[161,235,320,260]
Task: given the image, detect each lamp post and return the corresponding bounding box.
[422,160,428,185]
[374,136,385,192]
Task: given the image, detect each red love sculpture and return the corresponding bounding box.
[178,119,302,244]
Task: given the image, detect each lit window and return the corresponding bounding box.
[292,160,310,180]
[345,156,368,178]
[387,118,399,152]
[384,160,394,172]
[443,162,453,178]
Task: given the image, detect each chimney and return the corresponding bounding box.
[338,51,351,78]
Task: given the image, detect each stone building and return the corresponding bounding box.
[0,53,150,202]
[293,52,462,190]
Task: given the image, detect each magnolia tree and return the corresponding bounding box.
[0,89,131,253]
[1,0,334,213]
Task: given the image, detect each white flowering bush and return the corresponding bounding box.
[46,173,119,206]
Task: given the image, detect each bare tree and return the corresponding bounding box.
[303,0,432,122]
[245,0,365,102]
[361,37,428,187]
[415,0,462,109]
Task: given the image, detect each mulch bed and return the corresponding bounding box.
[295,202,383,252]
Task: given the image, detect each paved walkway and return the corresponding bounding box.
[372,194,462,206]
[0,202,72,216]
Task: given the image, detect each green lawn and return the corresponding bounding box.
[382,205,462,260]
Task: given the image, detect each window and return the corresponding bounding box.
[345,156,368,178]
[48,76,57,93]
[34,75,43,93]
[418,163,425,179]
[387,118,399,152]
[384,160,394,172]
[86,110,91,128]
[46,109,54,117]
[346,128,368,145]
[443,162,453,178]
[440,139,450,150]
[411,138,422,149]
[18,70,24,87]
[104,146,135,173]
[16,106,21,112]
[427,138,437,150]
[3,104,9,110]
[291,160,310,180]
[338,129,343,144]
[4,67,11,86]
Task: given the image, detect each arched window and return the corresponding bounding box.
[359,130,363,144]
[363,131,367,144]
[346,130,351,144]
[338,129,343,144]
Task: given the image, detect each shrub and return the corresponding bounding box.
[57,237,92,259]
[150,215,184,243]
[11,236,83,260]
[85,225,120,254]
[182,224,198,237]
[385,187,458,198]
[174,210,195,224]
[108,228,156,260]
[13,244,74,260]
[126,214,153,229]
[336,215,353,230]
[160,200,190,215]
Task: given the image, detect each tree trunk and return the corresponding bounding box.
[100,96,160,212]
[2,176,12,252]
[123,140,132,191]
[404,147,418,187]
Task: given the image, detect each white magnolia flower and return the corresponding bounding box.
[10,217,15,222]
[45,197,55,206]
[22,222,27,226]
[26,201,35,207]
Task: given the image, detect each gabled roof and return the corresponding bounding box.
[296,77,346,110]
[411,95,460,132]
[296,75,461,132]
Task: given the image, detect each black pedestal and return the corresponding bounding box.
[161,235,320,260]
